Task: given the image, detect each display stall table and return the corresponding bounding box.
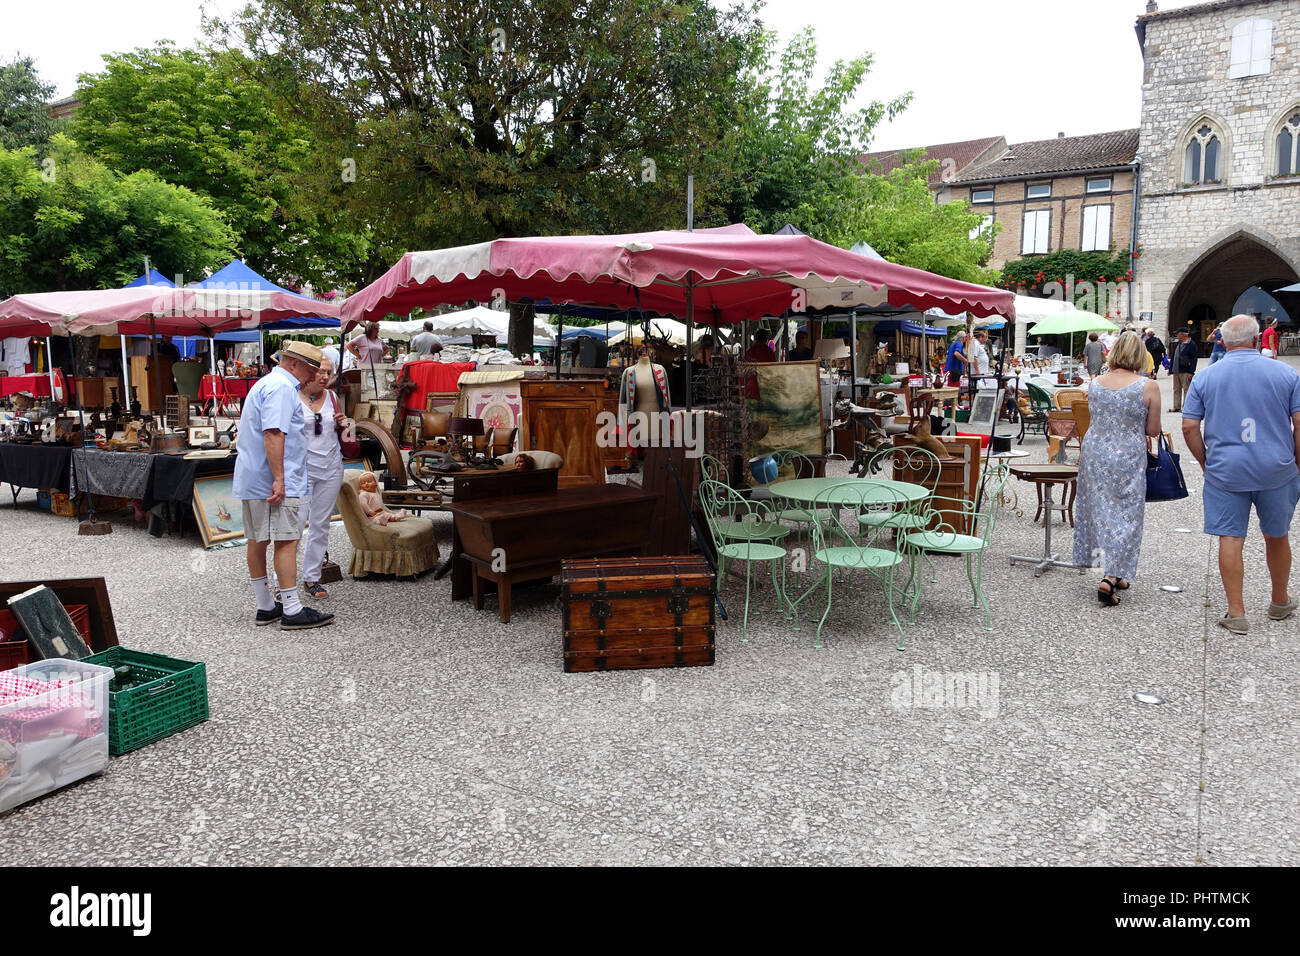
[0,443,73,502]
[1007,463,1084,577]
[0,371,69,400]
[445,483,658,622]
[199,375,258,414]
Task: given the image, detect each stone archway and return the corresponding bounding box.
[1168,230,1300,353]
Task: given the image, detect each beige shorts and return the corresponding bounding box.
[242,497,302,542]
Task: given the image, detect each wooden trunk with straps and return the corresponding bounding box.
[560,556,715,672]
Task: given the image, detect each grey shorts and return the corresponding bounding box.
[242,497,302,542]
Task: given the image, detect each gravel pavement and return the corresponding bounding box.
[1,359,1296,865]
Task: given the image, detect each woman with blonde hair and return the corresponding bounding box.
[1073,331,1163,605]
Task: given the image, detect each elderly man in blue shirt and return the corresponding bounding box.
[234,340,335,630]
[1182,314,1300,634]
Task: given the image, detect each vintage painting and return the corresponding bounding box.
[464,382,522,436]
[739,360,824,462]
[192,475,245,548]
[967,388,999,430]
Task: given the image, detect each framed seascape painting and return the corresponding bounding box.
[739,360,824,464]
[192,475,245,549]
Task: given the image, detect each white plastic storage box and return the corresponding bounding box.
[0,659,112,814]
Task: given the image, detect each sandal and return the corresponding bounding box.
[304,581,328,599]
[1115,578,1131,590]
[1097,577,1121,606]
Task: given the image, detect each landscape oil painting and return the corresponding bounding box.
[739,360,823,462]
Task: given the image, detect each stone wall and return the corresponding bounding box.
[1135,0,1300,339]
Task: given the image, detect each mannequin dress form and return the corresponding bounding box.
[619,352,670,450]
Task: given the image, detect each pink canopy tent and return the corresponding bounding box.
[0,285,341,336]
[0,285,341,404]
[342,223,1016,325]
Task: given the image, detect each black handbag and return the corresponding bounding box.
[1145,433,1188,502]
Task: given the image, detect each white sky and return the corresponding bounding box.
[5,0,1209,151]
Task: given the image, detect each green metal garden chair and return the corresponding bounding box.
[1022,383,1054,441]
[700,454,728,486]
[698,479,791,641]
[857,446,940,534]
[807,480,913,650]
[899,468,1010,632]
[767,449,835,537]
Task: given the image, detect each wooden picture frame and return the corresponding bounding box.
[187,425,216,447]
[192,474,246,547]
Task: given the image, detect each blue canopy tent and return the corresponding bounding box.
[125,269,175,288]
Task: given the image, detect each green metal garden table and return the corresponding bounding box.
[768,476,931,623]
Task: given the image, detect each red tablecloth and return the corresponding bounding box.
[398,361,477,411]
[0,371,68,399]
[199,376,258,401]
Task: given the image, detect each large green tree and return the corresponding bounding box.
[210,0,758,273]
[711,27,911,234]
[0,56,58,151]
[69,44,366,288]
[0,135,237,297]
[829,157,1000,285]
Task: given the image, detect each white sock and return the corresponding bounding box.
[281,588,304,616]
[251,576,276,612]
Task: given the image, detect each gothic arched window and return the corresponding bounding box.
[1185,124,1223,185]
[1276,112,1300,176]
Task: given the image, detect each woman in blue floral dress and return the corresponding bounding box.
[1073,332,1163,605]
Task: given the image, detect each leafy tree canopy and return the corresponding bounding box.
[69,43,366,288]
[826,157,1001,285]
[0,55,58,150]
[0,135,237,298]
[208,0,760,283]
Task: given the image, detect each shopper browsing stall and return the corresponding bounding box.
[299,356,348,600]
[233,341,335,631]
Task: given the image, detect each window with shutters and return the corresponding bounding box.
[1183,123,1224,185]
[1228,18,1272,78]
[969,214,994,241]
[1081,205,1112,252]
[1275,111,1300,176]
[1021,210,1050,255]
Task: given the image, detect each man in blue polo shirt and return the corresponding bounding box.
[234,340,334,631]
[945,331,968,386]
[1182,314,1300,634]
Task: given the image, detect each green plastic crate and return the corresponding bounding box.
[80,647,208,755]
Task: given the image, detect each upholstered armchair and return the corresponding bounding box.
[337,472,439,578]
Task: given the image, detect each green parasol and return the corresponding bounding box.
[1028,310,1118,365]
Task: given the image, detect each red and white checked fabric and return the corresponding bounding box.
[0,672,102,742]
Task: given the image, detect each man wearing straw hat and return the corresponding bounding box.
[233,340,335,630]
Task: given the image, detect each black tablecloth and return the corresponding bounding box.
[0,443,73,493]
[72,449,153,499]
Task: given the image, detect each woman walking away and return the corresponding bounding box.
[299,356,347,599]
[1073,331,1163,605]
[1083,332,1105,378]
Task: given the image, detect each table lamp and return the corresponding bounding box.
[448,416,485,461]
[814,339,850,364]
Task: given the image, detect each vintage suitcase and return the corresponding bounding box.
[561,556,715,672]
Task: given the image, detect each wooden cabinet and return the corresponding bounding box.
[128,355,174,412]
[520,379,607,488]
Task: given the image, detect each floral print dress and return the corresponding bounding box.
[1072,379,1148,580]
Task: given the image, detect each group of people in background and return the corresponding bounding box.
[1072,316,1299,633]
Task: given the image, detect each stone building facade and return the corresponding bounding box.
[937,131,1139,273]
[1135,0,1300,342]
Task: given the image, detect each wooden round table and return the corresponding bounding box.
[1007,463,1086,577]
